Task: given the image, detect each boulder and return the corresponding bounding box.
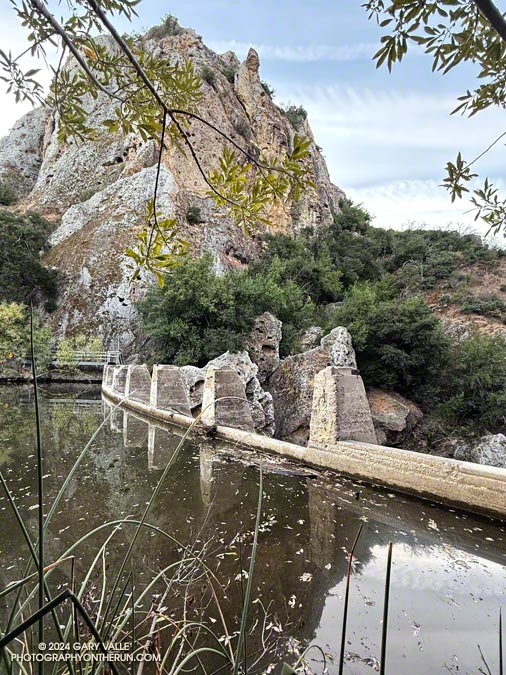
[266,326,357,444]
[366,388,423,446]
[454,434,506,468]
[299,326,323,352]
[246,312,282,383]
[320,326,357,368]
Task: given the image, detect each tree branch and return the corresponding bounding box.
[472,0,506,43]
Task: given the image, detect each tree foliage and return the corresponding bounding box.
[0,302,53,375]
[0,210,59,311]
[364,0,506,235]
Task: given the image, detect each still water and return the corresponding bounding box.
[0,384,504,674]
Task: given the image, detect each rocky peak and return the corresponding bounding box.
[0,23,345,351]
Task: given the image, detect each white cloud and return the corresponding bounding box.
[207,39,378,63]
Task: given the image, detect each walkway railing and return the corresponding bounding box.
[51,350,124,367]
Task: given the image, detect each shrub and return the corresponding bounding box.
[332,198,372,234]
[261,81,275,97]
[54,334,104,370]
[221,65,237,84]
[200,65,216,86]
[233,117,251,140]
[458,294,506,322]
[282,104,307,129]
[0,180,16,205]
[137,254,313,365]
[0,302,53,374]
[437,334,506,430]
[0,210,59,311]
[145,14,183,40]
[324,282,450,401]
[186,205,204,225]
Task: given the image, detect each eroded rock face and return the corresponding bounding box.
[246,312,282,383]
[366,388,423,447]
[0,107,50,200]
[0,28,344,350]
[266,326,357,444]
[454,434,506,468]
[299,326,323,352]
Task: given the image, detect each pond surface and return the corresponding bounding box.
[0,384,504,674]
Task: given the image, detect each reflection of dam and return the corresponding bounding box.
[100,398,506,668]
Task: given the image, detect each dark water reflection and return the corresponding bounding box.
[0,384,504,674]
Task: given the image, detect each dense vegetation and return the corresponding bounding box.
[0,210,59,311]
[139,199,506,435]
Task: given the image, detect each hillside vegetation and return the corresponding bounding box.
[139,200,506,440]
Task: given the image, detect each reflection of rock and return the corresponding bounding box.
[201,367,254,431]
[454,434,506,468]
[367,388,423,446]
[123,413,148,448]
[246,312,282,383]
[309,367,377,447]
[267,327,357,444]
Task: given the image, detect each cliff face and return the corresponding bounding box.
[0,28,344,353]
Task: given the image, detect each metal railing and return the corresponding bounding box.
[51,350,124,367]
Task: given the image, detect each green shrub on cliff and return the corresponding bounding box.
[0,302,53,374]
[0,210,59,311]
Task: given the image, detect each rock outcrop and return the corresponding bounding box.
[266,327,356,444]
[246,312,282,383]
[366,388,423,446]
[0,26,344,351]
[454,434,506,468]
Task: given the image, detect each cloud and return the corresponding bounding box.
[207,40,378,63]
[349,177,506,245]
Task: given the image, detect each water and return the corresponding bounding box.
[0,384,504,674]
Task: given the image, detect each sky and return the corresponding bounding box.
[1,1,505,239]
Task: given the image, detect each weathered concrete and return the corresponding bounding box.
[309,367,377,447]
[112,365,128,395]
[150,365,192,416]
[101,384,506,520]
[125,364,151,403]
[201,367,255,432]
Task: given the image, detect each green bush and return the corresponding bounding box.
[324,282,449,400]
[200,65,216,86]
[0,180,16,205]
[0,210,59,311]
[186,205,204,225]
[332,198,371,234]
[0,302,53,374]
[221,65,237,84]
[145,14,183,40]
[282,105,307,129]
[261,81,275,97]
[437,334,506,430]
[137,254,314,365]
[458,294,506,322]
